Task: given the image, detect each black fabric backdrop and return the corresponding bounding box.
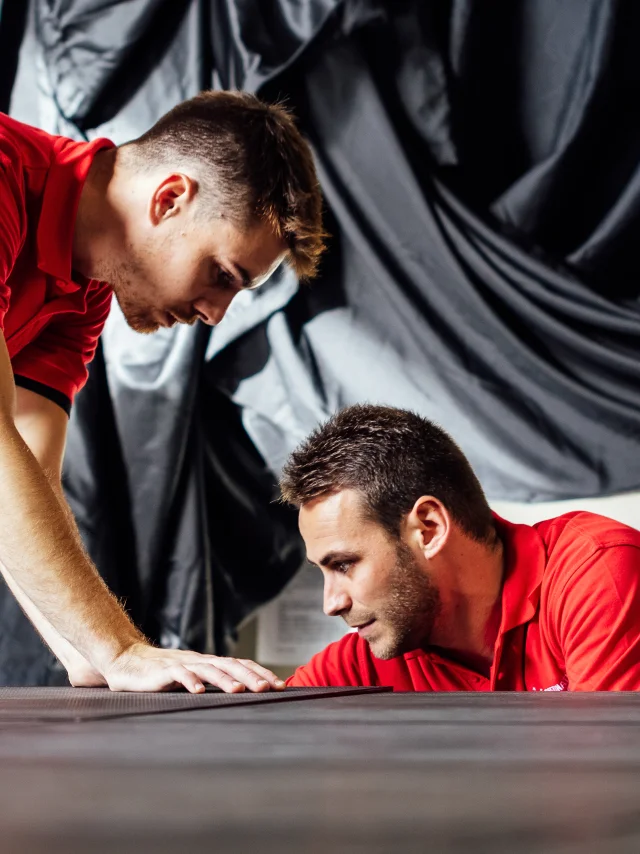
[0,0,638,683]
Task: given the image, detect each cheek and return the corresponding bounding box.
[167,250,208,300]
[147,248,204,305]
[352,565,388,607]
[355,560,405,617]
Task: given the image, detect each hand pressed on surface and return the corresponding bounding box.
[101,642,286,693]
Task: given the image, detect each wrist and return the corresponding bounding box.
[85,622,147,673]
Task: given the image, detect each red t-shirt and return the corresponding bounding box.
[0,113,114,412]
[287,512,640,692]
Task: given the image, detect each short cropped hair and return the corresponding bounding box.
[280,405,496,544]
[126,90,326,279]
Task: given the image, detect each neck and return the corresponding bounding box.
[429,530,505,672]
[72,148,119,280]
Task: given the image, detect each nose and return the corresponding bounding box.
[193,291,235,326]
[323,576,351,618]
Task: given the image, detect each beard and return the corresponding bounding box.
[99,253,161,334]
[116,295,161,334]
[348,541,441,661]
[105,253,197,334]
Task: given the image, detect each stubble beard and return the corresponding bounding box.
[107,257,161,334]
[118,300,161,334]
[367,541,441,661]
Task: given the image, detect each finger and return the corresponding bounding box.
[156,652,277,692]
[171,665,205,694]
[183,663,246,694]
[238,660,286,690]
[199,657,273,692]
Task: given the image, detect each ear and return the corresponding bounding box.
[148,173,197,226]
[405,496,451,559]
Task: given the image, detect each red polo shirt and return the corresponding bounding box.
[287,512,640,692]
[0,113,114,413]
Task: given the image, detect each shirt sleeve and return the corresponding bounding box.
[555,545,640,690]
[10,280,112,407]
[0,152,27,323]
[286,632,370,687]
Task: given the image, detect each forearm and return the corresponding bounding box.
[0,414,143,669]
[0,558,104,681]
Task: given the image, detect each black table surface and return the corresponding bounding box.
[1,690,639,853]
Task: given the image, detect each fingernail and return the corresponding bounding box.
[195,683,204,692]
[233,681,243,689]
[275,679,285,688]
[258,679,269,687]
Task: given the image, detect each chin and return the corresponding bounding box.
[368,636,403,661]
[368,629,422,661]
[115,295,159,334]
[369,644,402,661]
[126,314,161,334]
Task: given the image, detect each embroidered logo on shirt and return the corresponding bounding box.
[531,675,569,692]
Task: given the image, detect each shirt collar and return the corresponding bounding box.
[493,513,547,635]
[36,135,114,293]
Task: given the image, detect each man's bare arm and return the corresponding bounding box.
[0,561,107,685]
[0,337,145,667]
[0,385,107,684]
[0,336,284,692]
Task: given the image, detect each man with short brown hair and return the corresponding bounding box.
[0,90,324,692]
[281,405,640,692]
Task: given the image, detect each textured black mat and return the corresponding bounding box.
[0,693,639,854]
[0,685,389,721]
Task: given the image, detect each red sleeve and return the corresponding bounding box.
[10,280,112,404]
[286,632,372,687]
[554,545,640,690]
[0,152,27,323]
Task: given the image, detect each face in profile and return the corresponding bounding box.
[104,173,287,334]
[300,489,441,660]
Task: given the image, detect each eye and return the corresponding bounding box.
[333,561,354,574]
[213,265,235,290]
[220,269,236,289]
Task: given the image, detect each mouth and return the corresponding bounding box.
[166,308,200,326]
[353,619,375,637]
[158,311,177,328]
